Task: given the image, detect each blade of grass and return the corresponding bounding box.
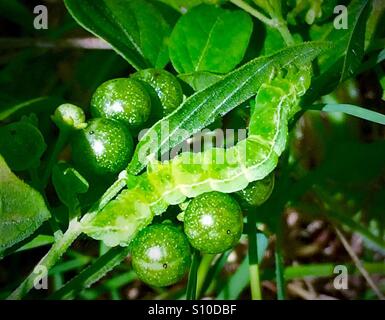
[283,262,385,279]
[81,271,136,299]
[186,250,201,300]
[217,255,249,300]
[1,235,55,260]
[275,231,286,300]
[196,254,216,298]
[247,212,262,300]
[16,235,55,252]
[307,103,385,125]
[53,273,64,292]
[198,261,385,282]
[48,246,130,299]
[50,256,92,274]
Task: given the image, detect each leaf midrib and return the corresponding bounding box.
[195,15,222,72]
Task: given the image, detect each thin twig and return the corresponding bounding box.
[230,0,294,46]
[0,37,112,50]
[287,282,315,300]
[229,0,274,27]
[334,226,385,300]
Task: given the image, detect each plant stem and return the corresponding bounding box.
[230,0,274,27]
[247,212,262,300]
[7,175,127,300]
[276,22,295,46]
[275,228,286,300]
[249,264,262,300]
[196,254,215,298]
[230,0,295,46]
[0,37,112,50]
[7,218,82,300]
[186,250,201,300]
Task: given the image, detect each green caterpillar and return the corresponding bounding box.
[82,64,311,247]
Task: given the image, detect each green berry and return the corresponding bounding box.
[0,122,46,171]
[91,78,151,129]
[71,118,133,176]
[184,192,243,254]
[132,69,183,116]
[236,173,275,207]
[130,224,191,287]
[52,103,86,131]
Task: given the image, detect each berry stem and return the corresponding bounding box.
[196,254,216,298]
[186,250,201,300]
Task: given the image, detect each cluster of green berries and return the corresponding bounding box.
[70,69,183,177]
[130,178,273,288]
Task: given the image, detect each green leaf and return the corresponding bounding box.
[0,234,54,259]
[261,26,286,56]
[0,0,33,31]
[64,0,171,70]
[307,0,371,100]
[128,41,330,174]
[178,71,223,91]
[321,0,371,77]
[339,2,371,81]
[308,103,385,125]
[378,70,385,101]
[262,26,303,56]
[0,121,46,171]
[217,255,249,299]
[169,4,253,74]
[15,235,55,253]
[365,0,385,48]
[52,162,89,212]
[0,96,62,121]
[0,155,50,252]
